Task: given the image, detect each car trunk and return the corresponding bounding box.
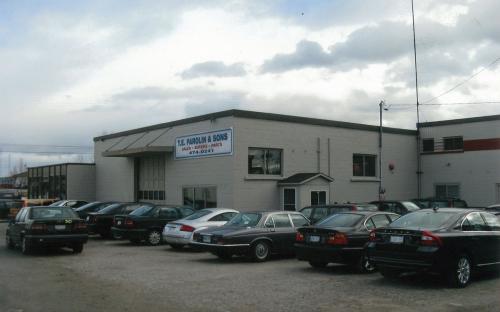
[299,227,354,245]
[31,219,86,235]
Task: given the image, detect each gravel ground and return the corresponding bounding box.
[0,222,499,312]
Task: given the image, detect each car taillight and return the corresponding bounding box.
[369,230,377,242]
[125,219,134,228]
[31,223,48,231]
[180,225,195,232]
[295,232,305,242]
[326,232,348,245]
[420,231,442,247]
[351,205,357,211]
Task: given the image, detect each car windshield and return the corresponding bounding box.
[355,204,378,211]
[129,205,156,216]
[75,202,101,211]
[226,213,262,227]
[389,210,457,229]
[30,207,78,219]
[184,209,212,220]
[49,200,64,206]
[98,203,122,214]
[316,213,364,227]
[401,201,421,211]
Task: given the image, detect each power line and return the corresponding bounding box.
[422,57,500,104]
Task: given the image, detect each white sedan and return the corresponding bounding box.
[162,208,238,249]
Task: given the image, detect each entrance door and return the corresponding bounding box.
[283,188,296,211]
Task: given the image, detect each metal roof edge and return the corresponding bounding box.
[418,114,500,128]
[94,109,417,142]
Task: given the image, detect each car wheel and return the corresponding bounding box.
[5,233,15,249]
[21,237,32,255]
[72,243,84,254]
[169,243,184,250]
[379,268,402,279]
[147,231,162,246]
[447,254,472,288]
[309,261,328,268]
[251,241,270,262]
[357,254,376,273]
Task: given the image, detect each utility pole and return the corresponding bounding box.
[411,0,422,198]
[379,100,388,201]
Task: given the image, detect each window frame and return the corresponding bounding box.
[352,154,377,177]
[310,190,327,206]
[248,147,283,176]
[283,188,296,211]
[422,138,434,152]
[443,136,463,151]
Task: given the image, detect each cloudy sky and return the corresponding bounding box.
[1,0,499,174]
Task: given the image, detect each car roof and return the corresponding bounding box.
[418,208,481,213]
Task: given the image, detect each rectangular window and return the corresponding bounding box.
[435,184,460,198]
[248,148,282,175]
[183,187,217,210]
[283,188,296,211]
[311,191,326,206]
[443,136,463,151]
[137,155,166,201]
[422,138,434,152]
[353,154,376,177]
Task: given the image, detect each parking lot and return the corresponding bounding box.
[1,222,499,312]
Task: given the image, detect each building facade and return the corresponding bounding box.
[419,115,500,206]
[94,110,418,211]
[28,163,95,201]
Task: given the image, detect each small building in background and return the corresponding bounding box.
[27,163,95,202]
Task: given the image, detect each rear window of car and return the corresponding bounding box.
[355,204,378,211]
[316,213,364,228]
[30,207,78,219]
[130,206,156,216]
[389,210,457,229]
[184,209,212,220]
[401,201,421,211]
[226,213,262,227]
[98,203,122,214]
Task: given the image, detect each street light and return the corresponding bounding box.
[379,100,389,201]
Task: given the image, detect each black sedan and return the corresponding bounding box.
[111,205,194,245]
[295,211,399,272]
[5,206,88,254]
[367,208,500,287]
[74,201,117,219]
[192,211,310,262]
[370,200,421,215]
[86,202,152,238]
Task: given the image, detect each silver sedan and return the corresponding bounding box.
[162,208,238,249]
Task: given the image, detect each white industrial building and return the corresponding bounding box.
[27,110,499,210]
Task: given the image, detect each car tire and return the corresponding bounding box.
[72,243,84,254]
[5,233,15,249]
[309,261,328,268]
[169,243,184,250]
[379,267,402,279]
[147,230,162,246]
[357,254,376,273]
[251,241,270,262]
[21,237,32,255]
[447,254,472,288]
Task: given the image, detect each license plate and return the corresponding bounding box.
[202,235,211,243]
[54,225,66,230]
[390,235,404,244]
[117,221,122,225]
[309,235,320,243]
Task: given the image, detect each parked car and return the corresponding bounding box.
[86,202,152,238]
[412,198,468,208]
[367,208,500,287]
[111,205,195,245]
[0,199,23,219]
[295,211,400,272]
[300,203,377,224]
[50,200,89,208]
[370,200,420,215]
[192,211,310,261]
[5,206,88,254]
[485,204,500,216]
[74,201,117,219]
[163,208,238,249]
